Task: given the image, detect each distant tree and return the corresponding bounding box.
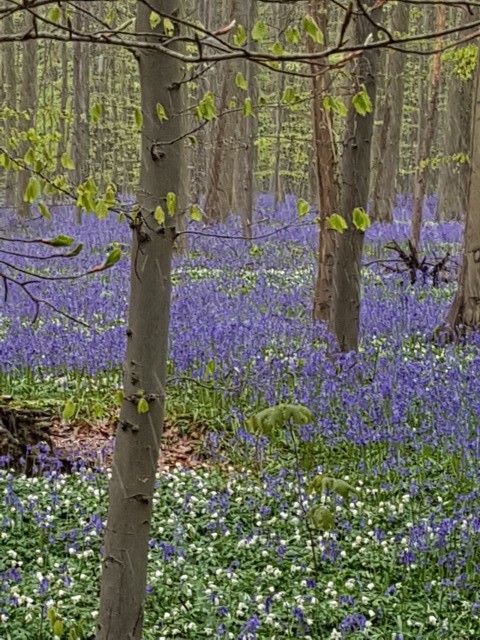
[447,60,480,332]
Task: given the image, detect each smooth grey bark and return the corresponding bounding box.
[411,5,444,251]
[0,7,17,206]
[309,0,338,322]
[16,11,38,218]
[369,1,409,222]
[72,6,90,222]
[447,60,480,330]
[330,1,381,352]
[96,1,185,638]
[437,10,474,222]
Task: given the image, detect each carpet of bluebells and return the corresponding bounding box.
[2,195,480,639]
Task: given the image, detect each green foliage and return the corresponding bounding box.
[234,24,247,47]
[23,176,42,203]
[62,400,76,421]
[156,103,168,122]
[252,20,268,43]
[302,15,324,45]
[149,11,161,30]
[323,94,348,117]
[195,92,217,121]
[190,204,202,221]
[352,85,373,116]
[326,213,348,233]
[296,198,310,217]
[166,192,176,215]
[442,43,478,80]
[243,98,254,117]
[60,152,75,171]
[137,397,149,414]
[154,205,166,225]
[235,72,248,91]
[352,207,371,232]
[247,403,314,436]
[43,234,75,247]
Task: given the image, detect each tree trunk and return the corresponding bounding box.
[0,7,17,206]
[96,1,185,637]
[309,0,338,322]
[369,1,409,222]
[437,10,474,221]
[72,6,90,223]
[411,4,445,251]
[330,1,381,351]
[447,61,480,331]
[16,12,38,218]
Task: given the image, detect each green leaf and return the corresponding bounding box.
[303,15,324,44]
[307,506,335,531]
[166,192,176,216]
[43,234,75,247]
[281,86,296,104]
[154,205,165,225]
[332,478,357,499]
[285,26,300,45]
[47,608,57,625]
[297,199,310,217]
[271,41,284,56]
[327,213,348,233]
[134,107,143,129]
[90,103,103,124]
[64,243,84,257]
[163,17,174,36]
[323,94,348,117]
[137,397,149,414]
[114,390,124,406]
[234,24,247,47]
[149,11,161,30]
[252,20,267,42]
[156,103,168,122]
[95,200,109,220]
[61,152,75,171]
[195,92,216,121]
[352,207,371,232]
[38,201,51,221]
[247,404,313,436]
[206,360,216,375]
[53,620,64,638]
[190,204,202,221]
[62,400,76,421]
[243,98,253,117]
[105,248,122,268]
[48,5,61,23]
[352,85,373,116]
[23,176,41,203]
[235,72,248,90]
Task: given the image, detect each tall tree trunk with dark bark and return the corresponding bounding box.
[0,7,17,206]
[309,0,338,322]
[330,1,381,351]
[447,61,480,332]
[369,1,409,222]
[96,1,185,637]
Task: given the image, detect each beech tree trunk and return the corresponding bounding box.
[330,1,381,351]
[447,61,480,331]
[96,1,184,638]
[309,0,338,322]
[0,7,17,206]
[369,1,409,222]
[411,5,445,251]
[16,12,38,218]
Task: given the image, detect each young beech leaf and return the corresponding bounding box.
[104,248,122,268]
[243,98,253,117]
[43,234,75,247]
[53,620,64,637]
[38,201,51,221]
[114,390,124,407]
[206,360,216,375]
[166,192,176,216]
[62,400,76,421]
[297,198,310,217]
[163,17,174,36]
[190,204,202,221]
[154,205,166,225]
[149,11,161,30]
[327,214,348,233]
[134,107,143,129]
[234,24,247,47]
[156,103,168,122]
[303,15,324,44]
[352,207,371,232]
[137,397,149,414]
[48,5,61,23]
[23,177,41,203]
[352,86,373,116]
[61,152,75,171]
[64,243,84,258]
[235,72,248,90]
[251,20,267,42]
